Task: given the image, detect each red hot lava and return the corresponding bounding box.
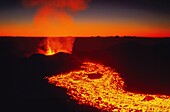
[47,62,170,111]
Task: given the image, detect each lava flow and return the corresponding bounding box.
[47,62,170,111]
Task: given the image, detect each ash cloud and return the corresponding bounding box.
[21,0,91,55]
[22,0,91,27]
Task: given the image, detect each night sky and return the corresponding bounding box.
[0,0,170,37]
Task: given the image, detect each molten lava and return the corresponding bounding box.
[47,62,170,111]
[45,39,56,55]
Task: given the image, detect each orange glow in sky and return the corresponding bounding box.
[0,20,169,37]
[0,0,170,37]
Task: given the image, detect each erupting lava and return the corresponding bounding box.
[47,62,170,111]
[45,39,56,55]
[37,37,75,56]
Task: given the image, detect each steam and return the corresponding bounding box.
[22,0,91,54]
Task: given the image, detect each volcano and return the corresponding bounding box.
[2,37,170,112]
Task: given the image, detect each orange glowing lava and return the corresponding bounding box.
[47,62,170,111]
[45,39,56,55]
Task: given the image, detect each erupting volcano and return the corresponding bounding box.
[1,0,170,111]
[47,62,170,111]
[37,37,75,55]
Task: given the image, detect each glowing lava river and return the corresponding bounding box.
[47,62,170,111]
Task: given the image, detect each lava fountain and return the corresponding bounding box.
[47,62,170,111]
[37,37,75,55]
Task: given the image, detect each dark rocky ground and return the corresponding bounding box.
[1,37,170,111]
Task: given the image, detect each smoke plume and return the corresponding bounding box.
[22,0,91,31]
[22,0,91,55]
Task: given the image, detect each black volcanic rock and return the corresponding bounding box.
[73,39,170,95]
[2,37,170,112]
[13,52,82,97]
[12,52,101,112]
[29,52,82,76]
